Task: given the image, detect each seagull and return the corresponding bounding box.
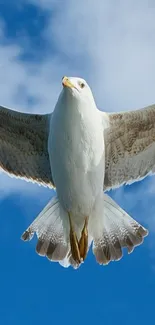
[0,75,152,268]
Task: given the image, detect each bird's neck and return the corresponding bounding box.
[55,89,97,119]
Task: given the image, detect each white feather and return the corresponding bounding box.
[48,77,105,217]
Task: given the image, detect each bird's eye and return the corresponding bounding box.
[80,82,85,89]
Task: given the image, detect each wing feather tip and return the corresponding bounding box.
[21,228,34,241]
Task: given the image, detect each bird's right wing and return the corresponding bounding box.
[0,105,54,188]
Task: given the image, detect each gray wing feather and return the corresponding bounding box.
[0,105,54,187]
[104,104,155,190]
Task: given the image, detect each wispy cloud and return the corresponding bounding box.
[43,0,155,110]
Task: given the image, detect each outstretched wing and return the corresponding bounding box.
[103,104,155,190]
[0,105,54,187]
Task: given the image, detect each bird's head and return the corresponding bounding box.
[61,76,96,107]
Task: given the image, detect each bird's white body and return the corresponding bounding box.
[2,75,148,268]
[49,85,104,224]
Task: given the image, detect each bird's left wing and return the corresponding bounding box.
[103,104,155,190]
[0,105,54,187]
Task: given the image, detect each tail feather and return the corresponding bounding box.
[21,193,148,268]
[92,194,148,265]
[21,196,70,262]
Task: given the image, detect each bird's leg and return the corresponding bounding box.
[78,217,88,261]
[68,212,81,264]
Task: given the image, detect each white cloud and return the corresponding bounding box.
[41,0,155,110]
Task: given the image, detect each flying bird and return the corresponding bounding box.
[0,76,153,268]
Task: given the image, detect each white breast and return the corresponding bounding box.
[48,90,104,216]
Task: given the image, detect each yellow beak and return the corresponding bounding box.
[62,76,76,89]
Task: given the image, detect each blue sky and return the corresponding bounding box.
[0,1,155,324]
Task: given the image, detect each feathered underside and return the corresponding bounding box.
[103,104,155,190]
[0,105,54,188]
[1,103,155,193]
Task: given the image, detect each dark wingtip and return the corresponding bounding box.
[36,239,49,256]
[21,228,34,241]
[139,225,149,237]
